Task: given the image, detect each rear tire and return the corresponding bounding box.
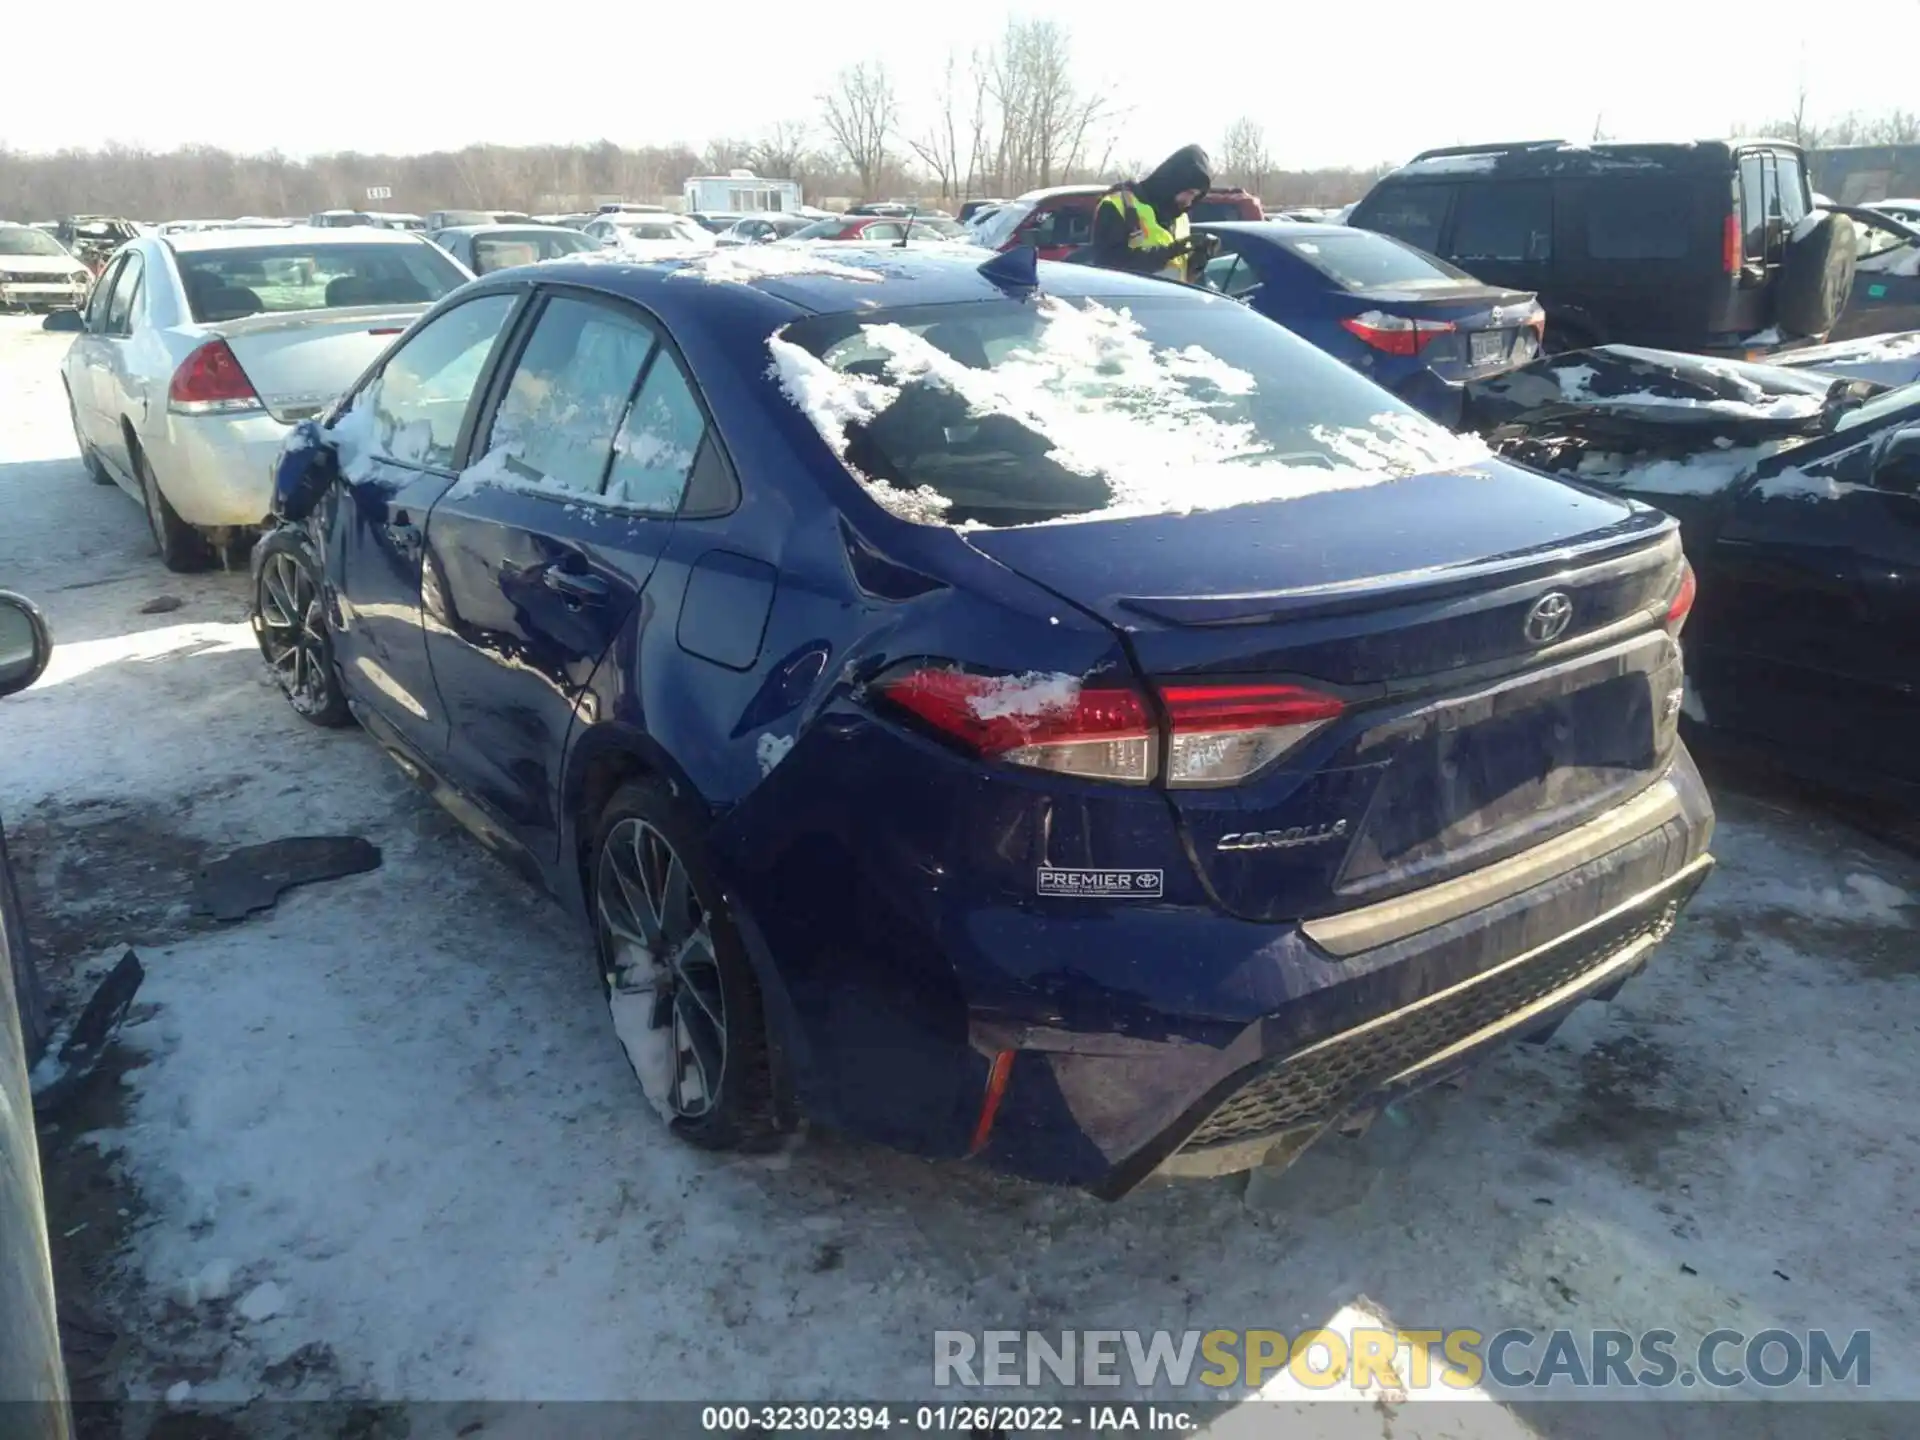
[66,388,111,486]
[590,778,779,1152]
[251,528,351,727]
[134,442,215,573]
[1776,211,1858,339]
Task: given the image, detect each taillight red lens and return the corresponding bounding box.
[1340,313,1455,357]
[1722,213,1742,276]
[878,670,1344,787]
[1665,560,1697,636]
[879,669,1157,783]
[1161,682,1345,787]
[168,338,263,415]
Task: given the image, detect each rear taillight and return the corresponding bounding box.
[168,338,264,415]
[1722,213,1742,276]
[877,669,1344,787]
[1340,313,1455,356]
[1159,683,1346,787]
[1665,560,1697,636]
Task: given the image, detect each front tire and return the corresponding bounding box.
[252,529,351,727]
[591,778,778,1152]
[66,387,111,486]
[133,442,214,572]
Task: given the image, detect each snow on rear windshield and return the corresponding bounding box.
[771,293,1489,528]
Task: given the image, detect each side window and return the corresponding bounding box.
[104,253,144,336]
[86,255,125,329]
[606,346,708,513]
[482,295,658,496]
[1740,154,1769,264]
[344,292,518,470]
[1775,153,1809,226]
[1586,179,1692,261]
[864,223,904,241]
[1203,251,1262,297]
[1357,185,1452,254]
[1447,182,1552,263]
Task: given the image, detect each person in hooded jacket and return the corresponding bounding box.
[1086,144,1219,282]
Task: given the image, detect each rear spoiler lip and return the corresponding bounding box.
[198,301,431,338]
[1116,508,1677,627]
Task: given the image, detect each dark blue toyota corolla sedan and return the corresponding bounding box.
[253,242,1714,1198]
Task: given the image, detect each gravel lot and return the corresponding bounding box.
[2,312,1915,1438]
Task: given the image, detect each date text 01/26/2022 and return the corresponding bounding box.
[701,1404,1197,1431]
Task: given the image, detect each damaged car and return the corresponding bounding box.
[253,244,1714,1197]
[1465,343,1920,802]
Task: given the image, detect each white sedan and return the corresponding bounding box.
[52,226,473,570]
[581,212,716,259]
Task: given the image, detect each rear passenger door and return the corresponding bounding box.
[420,288,706,864]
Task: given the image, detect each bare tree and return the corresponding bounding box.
[701,137,752,174]
[908,53,966,202]
[749,121,811,180]
[821,61,897,198]
[1219,117,1272,197]
[981,19,1112,195]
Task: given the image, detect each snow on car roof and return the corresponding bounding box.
[1010,184,1107,204]
[167,225,430,252]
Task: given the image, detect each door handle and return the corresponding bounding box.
[543,566,609,606]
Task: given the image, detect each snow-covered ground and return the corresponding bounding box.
[2,314,1918,1432]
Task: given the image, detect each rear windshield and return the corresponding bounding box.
[1189,199,1252,224]
[472,230,596,272]
[773,293,1487,528]
[0,226,68,257]
[616,218,705,242]
[437,211,493,227]
[1272,230,1471,289]
[175,242,469,321]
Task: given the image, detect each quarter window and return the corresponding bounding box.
[607,348,708,512]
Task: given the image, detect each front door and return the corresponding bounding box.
[1699,426,1920,786]
[422,289,700,863]
[325,290,523,756]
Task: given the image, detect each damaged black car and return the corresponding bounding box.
[1464,343,1920,802]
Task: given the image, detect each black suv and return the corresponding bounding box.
[1348,139,1856,356]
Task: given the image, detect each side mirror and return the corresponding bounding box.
[1871,425,1920,497]
[41,308,85,334]
[0,591,53,698]
[271,419,343,522]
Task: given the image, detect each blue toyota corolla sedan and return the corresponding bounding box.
[253,242,1713,1198]
[1194,221,1546,427]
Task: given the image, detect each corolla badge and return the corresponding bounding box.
[1217,819,1350,852]
[1524,591,1574,645]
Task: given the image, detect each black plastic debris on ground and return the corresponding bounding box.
[191,837,382,923]
[31,947,145,1116]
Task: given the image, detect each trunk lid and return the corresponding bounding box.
[205,304,428,423]
[964,460,1687,922]
[1341,284,1544,376]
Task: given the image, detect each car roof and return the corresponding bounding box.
[435,224,587,237]
[525,244,1203,319]
[1011,184,1107,204]
[1194,220,1355,239]
[167,225,430,252]
[1381,139,1792,183]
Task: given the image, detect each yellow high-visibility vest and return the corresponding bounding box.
[1096,188,1192,281]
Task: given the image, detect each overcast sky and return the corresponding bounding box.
[4,3,1915,170]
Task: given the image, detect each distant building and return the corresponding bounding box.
[682,170,802,215]
[1810,144,1920,205]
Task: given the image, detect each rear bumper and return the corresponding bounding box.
[148,411,289,528]
[960,760,1714,1197]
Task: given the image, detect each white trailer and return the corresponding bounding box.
[682,170,802,215]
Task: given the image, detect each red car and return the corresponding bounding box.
[971,184,1265,260]
[787,214,968,243]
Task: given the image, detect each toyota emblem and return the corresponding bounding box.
[1524,591,1574,645]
